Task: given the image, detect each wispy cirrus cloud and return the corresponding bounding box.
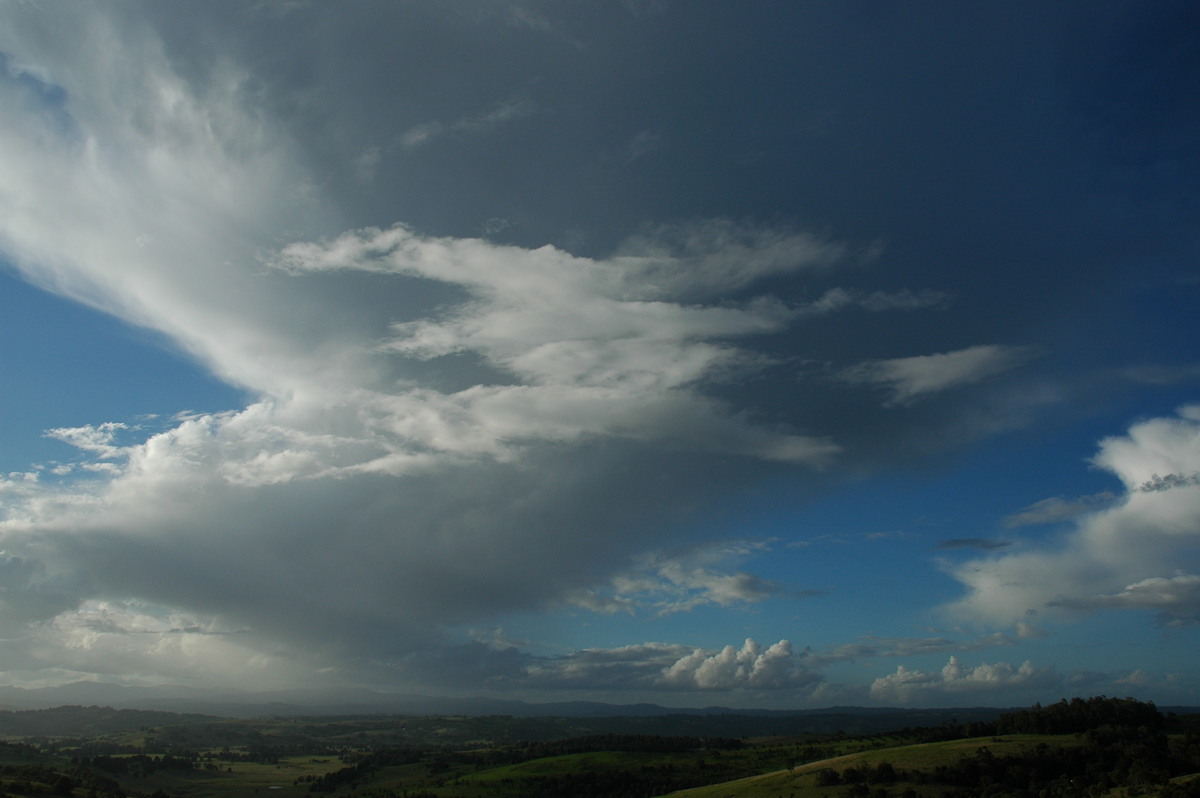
[399,98,535,150]
[1002,492,1118,527]
[842,345,1035,406]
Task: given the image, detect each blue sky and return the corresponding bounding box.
[0,1,1198,708]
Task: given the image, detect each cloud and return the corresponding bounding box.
[1002,492,1118,527]
[842,345,1035,406]
[1138,472,1200,493]
[0,598,344,691]
[407,631,1027,696]
[945,405,1200,627]
[1,3,1161,699]
[1054,574,1200,626]
[493,633,1024,695]
[267,221,842,464]
[398,638,823,694]
[43,423,131,460]
[789,287,948,319]
[611,218,848,300]
[517,642,695,690]
[567,540,812,616]
[869,656,1056,705]
[399,98,534,150]
[935,538,1012,551]
[807,632,1017,669]
[1119,363,1200,386]
[659,639,820,690]
[0,6,892,689]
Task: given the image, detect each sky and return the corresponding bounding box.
[0,1,1198,709]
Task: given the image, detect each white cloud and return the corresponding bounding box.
[842,344,1034,405]
[1058,574,1200,625]
[659,639,820,690]
[0,598,345,691]
[0,6,876,689]
[945,405,1200,627]
[567,540,801,615]
[267,222,842,463]
[403,638,820,694]
[869,656,1055,704]
[0,3,1125,698]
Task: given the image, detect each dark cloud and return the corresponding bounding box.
[0,1,1196,701]
[935,539,1012,551]
[1002,493,1118,527]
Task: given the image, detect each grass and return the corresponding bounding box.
[659,735,1083,798]
[109,756,340,798]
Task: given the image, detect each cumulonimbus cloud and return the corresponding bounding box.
[3,2,1170,700]
[0,6,890,690]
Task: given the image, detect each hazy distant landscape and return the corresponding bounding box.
[0,681,1019,724]
[0,696,1194,798]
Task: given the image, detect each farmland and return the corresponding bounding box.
[0,697,1194,798]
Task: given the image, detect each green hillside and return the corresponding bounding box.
[661,734,1079,797]
[0,697,1193,798]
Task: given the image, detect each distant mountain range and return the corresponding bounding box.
[0,681,985,720]
[0,682,1193,725]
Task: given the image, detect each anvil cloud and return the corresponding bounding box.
[0,1,1197,706]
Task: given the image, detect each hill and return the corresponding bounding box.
[0,696,1193,797]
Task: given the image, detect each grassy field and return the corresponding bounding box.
[660,734,1083,798]
[98,735,862,797]
[106,755,342,798]
[0,702,1193,798]
[109,734,1055,798]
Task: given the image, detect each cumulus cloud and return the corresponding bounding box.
[945,405,1200,627]
[842,345,1034,405]
[397,638,822,695]
[870,656,1056,704]
[660,639,819,690]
